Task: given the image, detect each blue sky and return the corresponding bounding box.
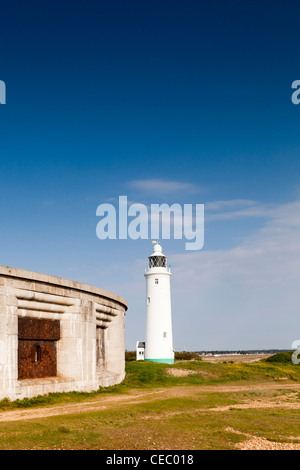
[1,0,300,350]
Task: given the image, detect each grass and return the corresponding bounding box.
[1,358,300,411]
[0,358,299,449]
[122,359,300,388]
[0,388,299,450]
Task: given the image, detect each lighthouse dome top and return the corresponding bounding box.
[153,243,163,254]
[149,242,165,257]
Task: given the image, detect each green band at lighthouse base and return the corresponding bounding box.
[145,358,175,364]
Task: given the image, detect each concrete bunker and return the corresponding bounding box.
[0,265,127,401]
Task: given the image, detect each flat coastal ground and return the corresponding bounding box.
[0,355,299,450]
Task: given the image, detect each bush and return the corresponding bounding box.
[265,351,297,364]
[125,350,201,362]
[175,351,201,361]
[125,350,136,361]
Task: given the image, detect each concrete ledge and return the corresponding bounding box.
[0,265,127,311]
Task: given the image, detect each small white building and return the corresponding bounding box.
[136,341,145,360]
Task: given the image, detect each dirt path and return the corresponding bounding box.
[1,381,300,423]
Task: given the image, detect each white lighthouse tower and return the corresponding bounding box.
[144,242,174,364]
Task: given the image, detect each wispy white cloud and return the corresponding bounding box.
[205,199,257,211]
[128,178,200,195]
[206,205,274,221]
[204,199,277,222]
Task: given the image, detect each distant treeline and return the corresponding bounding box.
[174,351,200,360]
[125,349,292,362]
[125,350,136,361]
[125,350,201,361]
[197,349,291,355]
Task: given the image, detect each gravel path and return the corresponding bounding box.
[225,427,300,450]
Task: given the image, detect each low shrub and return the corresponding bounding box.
[125,350,136,361]
[175,351,201,361]
[265,351,297,364]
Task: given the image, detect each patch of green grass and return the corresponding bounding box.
[123,359,300,389]
[123,361,169,387]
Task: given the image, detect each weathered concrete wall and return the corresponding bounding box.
[0,266,127,400]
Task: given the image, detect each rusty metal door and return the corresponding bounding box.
[18,317,60,380]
